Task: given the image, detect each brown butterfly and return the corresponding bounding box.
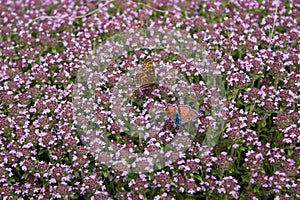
[136,17,150,29]
[135,58,157,89]
[165,105,198,126]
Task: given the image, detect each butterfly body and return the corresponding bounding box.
[135,58,157,89]
[166,105,198,126]
[174,111,182,126]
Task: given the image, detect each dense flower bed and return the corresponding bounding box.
[0,0,299,199]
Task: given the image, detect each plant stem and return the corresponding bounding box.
[269,0,279,40]
[27,0,114,25]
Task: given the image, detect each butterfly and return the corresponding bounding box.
[134,58,157,89]
[165,105,198,126]
[136,17,149,29]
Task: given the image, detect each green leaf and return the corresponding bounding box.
[261,119,267,128]
[194,174,203,181]
[23,172,29,180]
[38,148,49,155]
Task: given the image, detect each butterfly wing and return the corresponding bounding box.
[187,109,198,122]
[178,105,198,124]
[136,21,142,29]
[165,105,177,120]
[135,58,156,88]
[134,72,148,88]
[142,58,155,80]
[136,17,149,29]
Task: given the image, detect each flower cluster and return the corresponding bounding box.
[0,0,299,199]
